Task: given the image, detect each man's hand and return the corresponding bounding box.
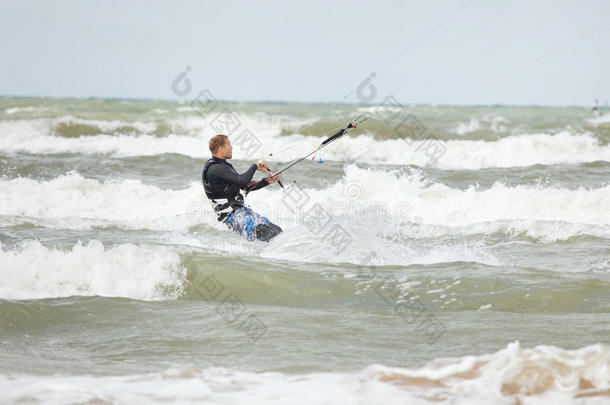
[256,160,270,172]
[256,160,281,185]
[267,172,281,184]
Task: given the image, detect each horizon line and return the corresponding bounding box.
[0,93,605,110]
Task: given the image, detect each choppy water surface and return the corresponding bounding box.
[0,97,609,404]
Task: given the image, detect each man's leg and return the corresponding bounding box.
[225,207,282,242]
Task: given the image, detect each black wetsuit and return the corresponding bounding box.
[202,157,282,241]
[203,157,255,219]
[206,159,256,191]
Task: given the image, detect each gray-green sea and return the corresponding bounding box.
[0,97,609,404]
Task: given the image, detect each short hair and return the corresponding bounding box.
[209,134,228,154]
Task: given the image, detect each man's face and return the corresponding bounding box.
[220,139,233,159]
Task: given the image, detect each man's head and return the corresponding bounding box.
[209,134,232,159]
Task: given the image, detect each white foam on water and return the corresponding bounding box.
[1,116,608,169]
[586,113,610,126]
[358,105,403,114]
[0,342,607,405]
[4,106,42,115]
[321,132,610,169]
[0,117,209,157]
[453,115,509,135]
[55,115,158,134]
[256,225,504,267]
[0,114,310,158]
[1,167,609,244]
[0,240,186,300]
[455,118,481,134]
[250,131,610,169]
[0,172,210,231]
[249,165,610,242]
[163,112,298,139]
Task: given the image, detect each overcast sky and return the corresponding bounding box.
[1,0,608,106]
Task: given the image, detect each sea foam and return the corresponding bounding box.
[0,342,606,404]
[1,168,609,243]
[1,116,609,169]
[0,240,186,300]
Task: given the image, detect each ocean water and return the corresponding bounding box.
[0,97,608,404]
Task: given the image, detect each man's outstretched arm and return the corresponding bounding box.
[208,163,257,189]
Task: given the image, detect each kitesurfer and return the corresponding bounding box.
[202,134,283,242]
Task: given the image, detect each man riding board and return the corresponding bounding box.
[202,134,283,242]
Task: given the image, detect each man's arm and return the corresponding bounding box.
[208,163,257,189]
